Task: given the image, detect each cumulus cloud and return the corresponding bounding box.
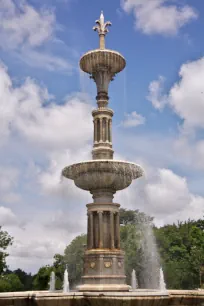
[0,167,20,204]
[144,168,191,215]
[121,111,145,127]
[39,148,91,200]
[121,0,197,36]
[6,218,84,272]
[0,206,19,227]
[147,76,168,110]
[0,0,72,72]
[0,0,55,49]
[117,166,204,227]
[0,61,94,272]
[44,210,86,233]
[148,57,204,131]
[0,63,92,150]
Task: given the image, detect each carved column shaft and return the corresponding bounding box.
[89,212,93,249]
[109,120,112,143]
[98,211,103,248]
[110,211,115,249]
[115,212,120,249]
[105,118,108,141]
[99,118,103,141]
[94,120,97,142]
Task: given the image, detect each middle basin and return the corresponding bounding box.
[62,160,143,192]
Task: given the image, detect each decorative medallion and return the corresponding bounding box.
[90,262,96,269]
[104,261,112,268]
[118,261,122,268]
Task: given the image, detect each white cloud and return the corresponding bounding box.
[15,48,73,73]
[122,111,145,127]
[44,210,86,233]
[0,63,92,150]
[144,168,191,215]
[121,0,197,36]
[117,166,204,227]
[0,0,72,72]
[0,206,19,227]
[0,0,55,50]
[0,167,20,204]
[0,61,93,272]
[39,148,91,200]
[147,76,168,110]
[169,57,204,129]
[148,57,204,130]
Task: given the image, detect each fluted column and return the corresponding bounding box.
[100,118,103,142]
[110,211,115,249]
[105,118,108,142]
[94,120,97,142]
[115,212,120,249]
[109,120,112,143]
[98,211,103,248]
[88,211,93,249]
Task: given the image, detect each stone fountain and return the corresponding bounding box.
[0,11,204,306]
[62,11,143,292]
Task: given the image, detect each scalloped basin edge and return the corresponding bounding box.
[62,160,144,192]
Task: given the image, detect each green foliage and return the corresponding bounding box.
[13,269,33,291]
[32,266,52,290]
[0,274,23,292]
[0,227,13,274]
[154,219,204,289]
[64,234,87,289]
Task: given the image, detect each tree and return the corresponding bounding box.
[32,266,52,290]
[0,274,23,292]
[64,234,87,289]
[0,227,13,274]
[154,219,204,289]
[13,269,33,291]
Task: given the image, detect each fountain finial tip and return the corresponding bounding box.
[93,11,112,49]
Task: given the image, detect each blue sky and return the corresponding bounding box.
[0,0,204,273]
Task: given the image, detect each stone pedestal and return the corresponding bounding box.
[77,202,130,291]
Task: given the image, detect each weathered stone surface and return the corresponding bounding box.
[0,291,204,306]
[62,160,143,193]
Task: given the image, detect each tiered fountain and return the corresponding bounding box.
[62,11,143,292]
[0,11,203,306]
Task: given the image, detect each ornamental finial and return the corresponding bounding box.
[93,11,111,49]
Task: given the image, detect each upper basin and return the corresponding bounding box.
[62,160,143,193]
[80,49,126,75]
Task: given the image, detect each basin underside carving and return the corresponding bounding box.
[62,160,143,192]
[80,49,126,75]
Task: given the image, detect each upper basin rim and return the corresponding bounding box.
[80,49,125,61]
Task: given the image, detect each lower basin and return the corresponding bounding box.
[62,160,143,192]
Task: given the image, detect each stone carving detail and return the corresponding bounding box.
[118,261,122,268]
[93,11,111,36]
[104,261,112,268]
[90,262,96,269]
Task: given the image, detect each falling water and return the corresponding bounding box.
[49,271,55,292]
[159,267,167,291]
[63,266,70,293]
[139,220,160,289]
[131,269,138,290]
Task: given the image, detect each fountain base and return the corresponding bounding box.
[79,249,129,291]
